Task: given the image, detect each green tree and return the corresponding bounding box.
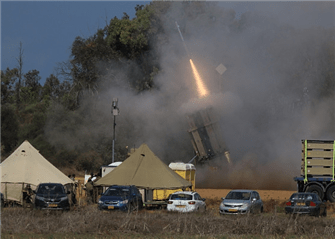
[21,70,42,103]
[1,68,18,104]
[42,74,60,100]
[1,105,19,155]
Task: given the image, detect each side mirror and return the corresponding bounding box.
[202,198,206,201]
[221,197,225,201]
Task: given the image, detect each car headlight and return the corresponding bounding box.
[98,200,103,204]
[121,199,128,204]
[241,203,250,209]
[220,202,225,207]
[35,195,44,200]
[60,196,68,201]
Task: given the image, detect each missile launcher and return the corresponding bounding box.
[186,107,231,165]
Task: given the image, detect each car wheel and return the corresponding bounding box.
[260,207,263,213]
[326,185,335,202]
[306,185,324,200]
[322,208,327,217]
[314,208,321,217]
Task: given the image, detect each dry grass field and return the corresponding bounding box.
[2,188,335,239]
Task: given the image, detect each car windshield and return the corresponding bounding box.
[105,188,130,196]
[290,193,316,201]
[37,185,64,194]
[225,191,251,200]
[170,194,193,200]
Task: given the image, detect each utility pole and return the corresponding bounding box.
[111,98,119,163]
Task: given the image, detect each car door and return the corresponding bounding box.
[254,192,262,212]
[250,192,259,212]
[198,193,206,210]
[194,193,204,210]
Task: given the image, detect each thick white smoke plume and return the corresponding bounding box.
[46,2,335,190]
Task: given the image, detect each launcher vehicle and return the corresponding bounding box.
[294,140,335,202]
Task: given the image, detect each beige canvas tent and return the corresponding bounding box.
[1,140,73,204]
[95,143,192,190]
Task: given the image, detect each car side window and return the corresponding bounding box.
[194,194,199,200]
[251,192,256,199]
[255,192,260,200]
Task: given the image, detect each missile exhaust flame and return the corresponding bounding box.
[190,59,209,99]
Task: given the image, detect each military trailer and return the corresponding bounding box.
[153,162,196,201]
[294,140,335,202]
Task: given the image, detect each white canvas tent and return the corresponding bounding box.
[1,140,73,204]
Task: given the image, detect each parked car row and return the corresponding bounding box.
[27,183,328,218]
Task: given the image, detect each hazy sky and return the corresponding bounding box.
[0,1,273,83]
[1,1,149,83]
[2,1,333,84]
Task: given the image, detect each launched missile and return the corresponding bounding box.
[175,21,185,42]
[175,21,191,58]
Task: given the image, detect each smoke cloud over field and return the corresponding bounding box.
[46,2,335,190]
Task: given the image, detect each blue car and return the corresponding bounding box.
[98,185,143,212]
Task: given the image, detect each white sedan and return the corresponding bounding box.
[167,191,206,212]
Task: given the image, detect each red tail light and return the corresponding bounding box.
[188,201,196,205]
[286,201,291,206]
[309,201,316,207]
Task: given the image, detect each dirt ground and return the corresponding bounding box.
[196,188,296,201]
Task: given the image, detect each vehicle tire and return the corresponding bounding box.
[322,208,327,217]
[326,185,335,202]
[306,185,324,200]
[314,208,320,217]
[128,202,135,213]
[260,206,263,213]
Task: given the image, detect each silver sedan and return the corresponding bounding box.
[219,189,263,215]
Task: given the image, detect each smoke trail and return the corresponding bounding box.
[189,59,209,99]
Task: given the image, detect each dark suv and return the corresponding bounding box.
[98,185,143,212]
[33,183,70,210]
[1,192,4,207]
